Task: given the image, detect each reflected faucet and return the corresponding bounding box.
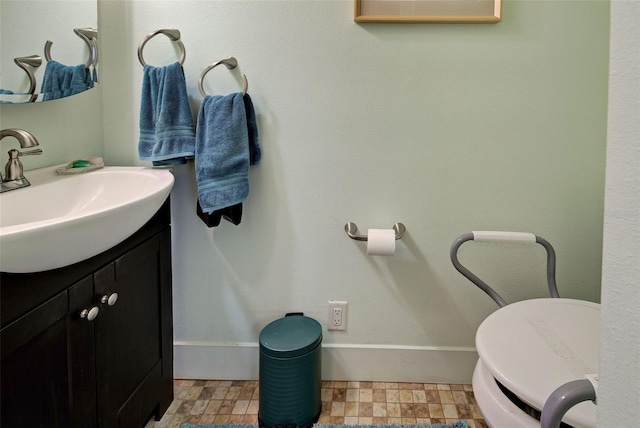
[0,128,43,193]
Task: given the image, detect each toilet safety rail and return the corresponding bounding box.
[450,231,559,307]
[541,377,597,428]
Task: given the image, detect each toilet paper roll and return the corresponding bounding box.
[367,229,396,256]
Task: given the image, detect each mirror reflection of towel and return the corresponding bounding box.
[41,60,93,101]
[138,62,195,165]
[195,92,260,227]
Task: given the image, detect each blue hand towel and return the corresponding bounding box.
[41,60,93,101]
[138,62,195,166]
[243,94,261,165]
[196,92,258,214]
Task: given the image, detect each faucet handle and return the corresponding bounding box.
[18,148,43,156]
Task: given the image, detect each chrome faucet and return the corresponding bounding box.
[0,128,43,193]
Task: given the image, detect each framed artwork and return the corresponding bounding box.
[354,0,502,23]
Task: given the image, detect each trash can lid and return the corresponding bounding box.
[259,315,322,358]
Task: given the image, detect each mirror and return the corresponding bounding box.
[0,0,98,104]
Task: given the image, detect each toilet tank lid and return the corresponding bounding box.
[260,315,322,358]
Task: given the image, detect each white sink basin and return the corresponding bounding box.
[0,165,174,273]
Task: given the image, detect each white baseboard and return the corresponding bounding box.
[173,342,478,384]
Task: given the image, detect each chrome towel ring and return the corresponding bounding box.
[198,57,248,97]
[137,28,186,67]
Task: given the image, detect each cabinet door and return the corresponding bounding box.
[1,276,97,428]
[94,236,163,428]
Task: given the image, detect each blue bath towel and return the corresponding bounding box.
[41,60,93,101]
[138,62,195,166]
[195,92,260,215]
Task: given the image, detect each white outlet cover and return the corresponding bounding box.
[328,300,348,331]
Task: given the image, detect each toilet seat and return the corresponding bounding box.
[475,298,600,428]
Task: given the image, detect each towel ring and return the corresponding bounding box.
[74,28,98,67]
[198,57,248,97]
[13,55,42,96]
[137,28,186,67]
[44,27,97,68]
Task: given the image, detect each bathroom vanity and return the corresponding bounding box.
[0,200,173,428]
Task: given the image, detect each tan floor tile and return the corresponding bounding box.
[190,400,208,415]
[204,400,222,414]
[232,400,250,414]
[442,403,459,419]
[413,389,427,403]
[429,403,444,418]
[426,389,441,403]
[185,386,203,400]
[330,401,345,416]
[345,401,359,416]
[373,402,387,417]
[386,389,400,403]
[452,390,468,404]
[399,389,414,403]
[359,388,373,402]
[212,386,228,400]
[246,399,259,414]
[439,389,455,404]
[386,402,401,417]
[346,388,360,402]
[321,388,334,401]
[198,415,216,424]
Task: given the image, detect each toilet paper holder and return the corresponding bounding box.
[344,222,406,241]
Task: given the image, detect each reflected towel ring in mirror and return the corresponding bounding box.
[74,28,98,67]
[137,28,186,67]
[44,28,97,68]
[198,57,248,97]
[13,55,42,100]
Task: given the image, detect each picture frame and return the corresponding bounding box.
[354,0,502,23]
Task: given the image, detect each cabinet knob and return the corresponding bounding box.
[101,293,118,306]
[80,306,99,321]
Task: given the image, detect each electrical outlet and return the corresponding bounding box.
[328,300,347,331]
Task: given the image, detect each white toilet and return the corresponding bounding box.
[450,232,600,428]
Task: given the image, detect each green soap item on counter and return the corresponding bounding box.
[68,159,92,168]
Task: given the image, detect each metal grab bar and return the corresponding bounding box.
[137,28,186,67]
[541,378,597,428]
[198,57,248,97]
[344,222,406,242]
[450,231,559,307]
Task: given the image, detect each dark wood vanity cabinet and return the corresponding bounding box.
[1,200,173,428]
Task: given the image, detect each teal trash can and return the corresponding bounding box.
[258,313,322,428]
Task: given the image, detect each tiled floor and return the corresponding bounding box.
[145,380,488,428]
